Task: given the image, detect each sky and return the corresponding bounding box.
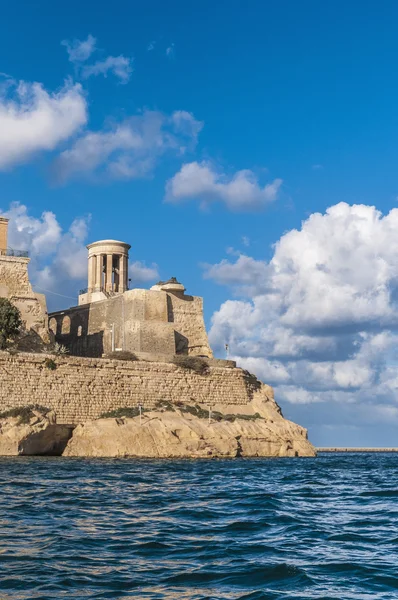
[2,0,398,446]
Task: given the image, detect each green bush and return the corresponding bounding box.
[44,358,57,370]
[100,406,144,419]
[0,404,50,424]
[172,355,210,375]
[179,404,263,422]
[0,299,22,350]
[154,400,175,412]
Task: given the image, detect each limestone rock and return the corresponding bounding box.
[64,386,316,458]
[0,414,73,456]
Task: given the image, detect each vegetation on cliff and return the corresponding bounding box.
[0,299,22,350]
[172,356,210,375]
[0,404,50,424]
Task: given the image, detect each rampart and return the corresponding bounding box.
[49,288,213,358]
[0,352,258,424]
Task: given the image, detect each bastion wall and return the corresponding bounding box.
[0,352,258,424]
[49,288,213,359]
[0,255,49,340]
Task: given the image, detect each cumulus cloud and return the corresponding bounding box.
[62,34,97,63]
[166,161,282,211]
[54,110,203,182]
[203,254,271,295]
[129,261,159,284]
[81,55,133,84]
[0,80,87,170]
[207,202,398,444]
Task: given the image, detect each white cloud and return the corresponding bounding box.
[62,34,97,63]
[207,202,398,440]
[166,161,282,211]
[147,41,156,51]
[54,110,203,182]
[203,254,270,295]
[170,111,203,147]
[0,80,87,170]
[129,261,159,284]
[81,55,133,84]
[62,35,133,83]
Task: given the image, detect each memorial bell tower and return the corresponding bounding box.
[78,239,131,305]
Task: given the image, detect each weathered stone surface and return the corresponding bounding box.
[0,352,266,424]
[64,391,316,458]
[0,413,73,456]
[0,253,49,341]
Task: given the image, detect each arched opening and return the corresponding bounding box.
[77,325,83,337]
[49,318,57,335]
[61,316,71,335]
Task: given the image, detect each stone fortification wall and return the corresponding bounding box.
[167,292,213,357]
[49,287,213,359]
[0,256,48,338]
[0,352,254,424]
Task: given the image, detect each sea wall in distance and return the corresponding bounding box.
[0,351,256,424]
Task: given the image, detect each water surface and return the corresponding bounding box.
[0,453,397,599]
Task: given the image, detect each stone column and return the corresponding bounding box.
[95,254,103,290]
[106,254,113,292]
[87,255,94,292]
[119,254,128,292]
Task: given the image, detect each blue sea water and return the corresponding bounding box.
[0,454,397,599]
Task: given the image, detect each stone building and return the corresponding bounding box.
[0,217,49,340]
[49,239,213,358]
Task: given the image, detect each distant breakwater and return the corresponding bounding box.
[318,447,398,452]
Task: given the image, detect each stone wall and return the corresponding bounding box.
[0,255,48,339]
[167,292,213,357]
[0,351,255,424]
[49,287,213,358]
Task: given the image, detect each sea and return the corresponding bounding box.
[0,453,397,600]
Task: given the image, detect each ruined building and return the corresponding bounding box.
[0,217,49,340]
[49,238,213,358]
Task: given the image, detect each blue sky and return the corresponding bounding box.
[2,0,398,446]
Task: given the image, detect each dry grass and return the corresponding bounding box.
[172,355,210,375]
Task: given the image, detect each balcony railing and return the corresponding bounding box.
[0,247,29,258]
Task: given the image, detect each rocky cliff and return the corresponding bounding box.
[0,384,316,458]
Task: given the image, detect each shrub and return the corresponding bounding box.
[179,404,210,419]
[51,342,69,356]
[154,400,175,412]
[100,406,145,419]
[179,404,263,422]
[44,358,57,370]
[0,404,50,424]
[0,299,22,350]
[172,355,210,375]
[106,351,138,361]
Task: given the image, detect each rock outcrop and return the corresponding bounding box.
[64,384,316,458]
[0,384,316,458]
[0,410,73,456]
